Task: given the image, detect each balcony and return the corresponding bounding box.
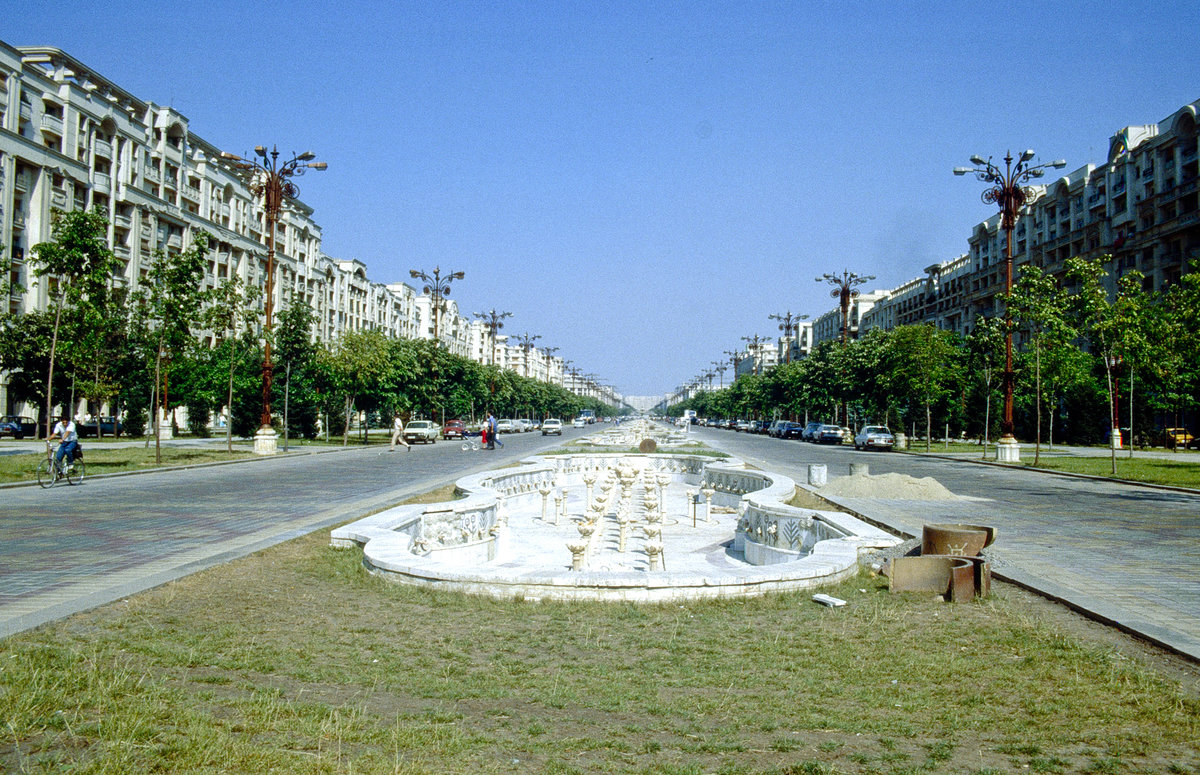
[94,138,113,159]
[114,212,132,229]
[92,172,111,196]
[51,188,69,208]
[167,234,183,249]
[40,114,64,136]
[144,166,161,182]
[182,184,201,202]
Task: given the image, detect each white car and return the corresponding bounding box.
[402,420,438,444]
[572,417,587,428]
[854,425,895,451]
[496,419,515,433]
[541,418,563,435]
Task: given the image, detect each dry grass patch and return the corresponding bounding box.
[2,527,1198,774]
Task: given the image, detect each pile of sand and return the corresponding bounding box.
[820,471,959,500]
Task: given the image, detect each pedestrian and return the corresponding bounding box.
[487,412,504,449]
[390,415,410,451]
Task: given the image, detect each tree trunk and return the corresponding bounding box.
[153,342,163,464]
[342,396,352,446]
[226,343,236,453]
[44,292,64,439]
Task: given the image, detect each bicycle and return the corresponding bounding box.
[38,441,85,488]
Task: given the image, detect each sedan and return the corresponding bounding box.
[0,415,37,439]
[541,418,563,435]
[801,422,823,442]
[572,417,587,428]
[442,419,466,440]
[854,425,895,451]
[780,421,805,440]
[77,416,123,438]
[403,420,438,444]
[817,424,845,444]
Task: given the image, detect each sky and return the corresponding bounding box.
[5,1,1198,398]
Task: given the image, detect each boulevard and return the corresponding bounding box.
[2,424,1199,664]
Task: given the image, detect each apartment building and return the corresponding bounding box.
[1,40,576,415]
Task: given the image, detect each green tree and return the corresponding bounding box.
[276,300,319,445]
[1006,264,1074,464]
[132,232,213,462]
[319,329,394,445]
[28,208,120,437]
[884,324,963,451]
[205,276,262,451]
[964,317,1005,457]
[1066,255,1149,474]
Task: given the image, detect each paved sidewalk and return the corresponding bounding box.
[701,430,1200,663]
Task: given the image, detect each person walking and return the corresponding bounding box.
[390,415,410,451]
[486,412,504,450]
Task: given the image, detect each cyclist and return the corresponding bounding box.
[48,413,79,472]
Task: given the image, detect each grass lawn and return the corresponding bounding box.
[1020,455,1200,489]
[2,527,1198,773]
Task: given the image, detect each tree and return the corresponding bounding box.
[132,231,213,462]
[275,300,319,445]
[1066,255,1149,474]
[205,276,262,451]
[883,325,963,451]
[964,317,1005,458]
[319,329,394,445]
[28,208,120,437]
[1006,264,1074,465]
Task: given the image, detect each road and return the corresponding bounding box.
[0,426,585,638]
[691,425,1200,661]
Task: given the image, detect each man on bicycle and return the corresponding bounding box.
[49,413,79,470]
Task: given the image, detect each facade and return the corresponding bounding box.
[0,40,578,415]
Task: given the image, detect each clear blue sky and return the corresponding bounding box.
[6,1,1197,397]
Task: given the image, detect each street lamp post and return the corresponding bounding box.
[741,334,765,375]
[220,145,326,455]
[410,267,465,346]
[473,309,511,366]
[817,270,874,345]
[515,332,541,377]
[723,350,741,380]
[769,311,808,363]
[712,361,727,389]
[955,150,1066,462]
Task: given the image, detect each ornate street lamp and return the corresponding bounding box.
[711,361,728,389]
[769,310,809,363]
[741,334,766,375]
[514,332,541,377]
[955,150,1066,461]
[723,349,741,380]
[817,270,874,345]
[473,309,511,366]
[410,267,464,345]
[220,145,326,453]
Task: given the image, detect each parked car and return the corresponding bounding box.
[402,420,438,444]
[77,416,124,438]
[801,421,823,442]
[750,420,770,434]
[854,425,895,451]
[817,424,845,444]
[781,421,805,440]
[0,415,37,439]
[734,420,751,432]
[767,420,787,437]
[1159,427,1196,449]
[497,419,515,433]
[541,418,563,435]
[441,419,466,440]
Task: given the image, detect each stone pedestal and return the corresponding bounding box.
[253,426,278,455]
[996,438,1020,463]
[807,464,828,487]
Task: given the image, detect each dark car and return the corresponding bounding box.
[781,421,805,439]
[817,424,845,444]
[0,415,37,439]
[801,421,823,442]
[442,419,466,440]
[77,416,123,438]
